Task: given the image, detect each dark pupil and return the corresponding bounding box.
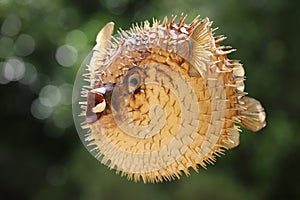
[129,77,138,86]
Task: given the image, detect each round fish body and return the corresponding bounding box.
[75,15,266,183]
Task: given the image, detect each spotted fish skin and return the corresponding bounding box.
[79,15,266,183]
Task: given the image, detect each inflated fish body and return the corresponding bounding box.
[75,15,266,183]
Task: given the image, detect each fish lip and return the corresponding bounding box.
[86,84,115,124]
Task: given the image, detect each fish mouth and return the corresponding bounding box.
[86,84,114,124]
[86,67,146,126]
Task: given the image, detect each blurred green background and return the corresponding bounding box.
[0,0,299,199]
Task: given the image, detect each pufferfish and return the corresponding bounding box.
[75,15,266,183]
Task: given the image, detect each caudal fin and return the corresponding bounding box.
[239,96,266,132]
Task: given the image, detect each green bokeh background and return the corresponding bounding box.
[1,0,299,199]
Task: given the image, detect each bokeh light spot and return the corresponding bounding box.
[31,98,53,120]
[55,45,78,67]
[3,57,25,82]
[1,14,22,37]
[14,34,36,56]
[65,29,87,50]
[19,63,37,85]
[39,85,62,107]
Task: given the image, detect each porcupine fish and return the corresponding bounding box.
[75,15,266,183]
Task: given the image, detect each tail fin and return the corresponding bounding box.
[239,96,266,132]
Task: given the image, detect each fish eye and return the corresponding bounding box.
[129,74,139,86]
[128,73,140,93]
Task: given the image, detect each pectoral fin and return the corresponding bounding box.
[189,18,214,78]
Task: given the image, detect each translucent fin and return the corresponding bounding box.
[95,22,114,50]
[222,127,240,149]
[239,96,266,132]
[89,22,115,75]
[189,18,213,78]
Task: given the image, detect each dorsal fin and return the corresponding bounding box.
[88,22,115,82]
[94,22,115,51]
